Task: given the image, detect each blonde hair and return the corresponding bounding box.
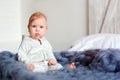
[28,12,47,27]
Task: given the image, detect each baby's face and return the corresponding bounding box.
[28,17,48,39]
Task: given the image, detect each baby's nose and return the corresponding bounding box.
[36,27,40,31]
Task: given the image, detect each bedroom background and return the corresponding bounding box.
[1,0,119,53]
[0,0,87,53]
[1,0,120,80]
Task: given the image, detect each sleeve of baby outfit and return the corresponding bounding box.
[47,42,56,60]
[17,40,30,64]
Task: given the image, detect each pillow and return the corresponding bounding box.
[69,33,120,51]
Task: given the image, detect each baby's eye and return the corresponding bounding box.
[40,26,44,28]
[32,25,36,28]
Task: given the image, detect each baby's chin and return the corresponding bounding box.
[31,36,41,40]
[34,34,41,39]
[34,37,41,39]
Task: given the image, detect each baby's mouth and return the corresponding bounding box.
[35,33,40,37]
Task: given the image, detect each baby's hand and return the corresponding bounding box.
[48,59,57,66]
[69,62,76,69]
[28,64,35,71]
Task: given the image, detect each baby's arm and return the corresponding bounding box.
[48,59,57,66]
[46,40,60,65]
[28,64,35,71]
[18,46,27,63]
[47,44,58,65]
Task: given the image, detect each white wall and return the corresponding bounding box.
[21,0,88,51]
[0,0,21,53]
[0,0,87,53]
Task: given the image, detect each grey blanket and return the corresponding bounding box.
[1,49,120,80]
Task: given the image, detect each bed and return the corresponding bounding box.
[1,33,120,80]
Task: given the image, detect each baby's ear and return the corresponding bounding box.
[45,27,48,33]
[46,26,48,29]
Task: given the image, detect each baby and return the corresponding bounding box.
[18,12,63,72]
